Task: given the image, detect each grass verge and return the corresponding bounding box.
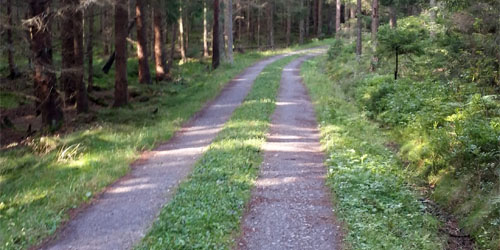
[137,55,299,249]
[301,55,445,249]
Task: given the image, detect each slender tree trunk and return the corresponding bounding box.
[317,0,322,36]
[395,48,399,80]
[389,6,397,28]
[266,1,273,48]
[370,0,379,71]
[153,8,167,81]
[29,0,63,127]
[305,0,310,37]
[299,0,305,44]
[203,0,209,57]
[336,0,341,34]
[430,0,436,38]
[356,0,362,57]
[212,0,220,69]
[136,0,151,83]
[178,6,187,63]
[313,0,318,35]
[286,3,291,46]
[168,22,177,73]
[87,4,94,92]
[74,0,89,113]
[219,0,226,61]
[6,0,19,79]
[114,0,129,107]
[103,9,110,55]
[61,0,76,104]
[246,2,251,43]
[257,5,261,47]
[225,0,234,63]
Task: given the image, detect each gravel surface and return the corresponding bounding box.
[41,54,291,250]
[236,53,343,250]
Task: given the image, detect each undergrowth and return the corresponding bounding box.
[137,55,298,249]
[301,55,444,249]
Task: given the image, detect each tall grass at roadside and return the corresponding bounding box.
[301,56,444,249]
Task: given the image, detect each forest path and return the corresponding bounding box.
[236,53,343,250]
[41,51,316,250]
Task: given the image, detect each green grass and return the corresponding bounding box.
[301,55,444,249]
[137,55,299,249]
[0,38,333,249]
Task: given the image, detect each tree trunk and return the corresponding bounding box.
[389,6,397,28]
[153,8,167,81]
[395,48,399,80]
[212,0,220,69]
[61,0,76,105]
[87,4,94,92]
[136,0,152,83]
[6,0,19,79]
[74,0,89,113]
[103,9,110,55]
[305,0,310,37]
[286,3,291,46]
[257,5,261,47]
[168,22,177,73]
[203,0,209,57]
[219,0,226,61]
[370,0,379,71]
[29,0,64,127]
[336,0,341,34]
[313,0,317,35]
[225,0,234,63]
[266,1,273,48]
[317,0,322,36]
[114,0,129,107]
[246,2,251,44]
[356,0,362,57]
[430,0,436,38]
[299,0,305,44]
[178,6,187,63]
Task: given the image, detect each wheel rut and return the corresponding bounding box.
[41,52,305,250]
[236,52,343,250]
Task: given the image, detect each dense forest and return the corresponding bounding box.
[0,0,499,249]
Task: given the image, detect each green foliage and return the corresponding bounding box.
[138,56,298,250]
[302,56,444,249]
[377,17,428,57]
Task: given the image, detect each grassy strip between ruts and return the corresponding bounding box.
[137,55,300,249]
[301,56,445,250]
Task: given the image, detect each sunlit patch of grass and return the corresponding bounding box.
[301,56,445,250]
[137,55,299,250]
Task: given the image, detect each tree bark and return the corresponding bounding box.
[218,0,225,61]
[6,0,19,79]
[286,3,291,46]
[29,0,64,127]
[430,0,436,38]
[305,0,310,37]
[370,0,379,71]
[317,0,322,36]
[87,3,94,92]
[336,0,341,34]
[246,2,251,44]
[114,0,129,107]
[61,0,76,105]
[103,9,110,55]
[266,1,273,48]
[203,0,209,57]
[168,22,177,73]
[74,0,89,113]
[153,8,167,81]
[257,5,261,47]
[178,6,187,64]
[389,6,397,28]
[313,0,317,35]
[212,0,220,69]
[356,0,362,57]
[225,0,234,63]
[136,0,152,84]
[299,0,305,44]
